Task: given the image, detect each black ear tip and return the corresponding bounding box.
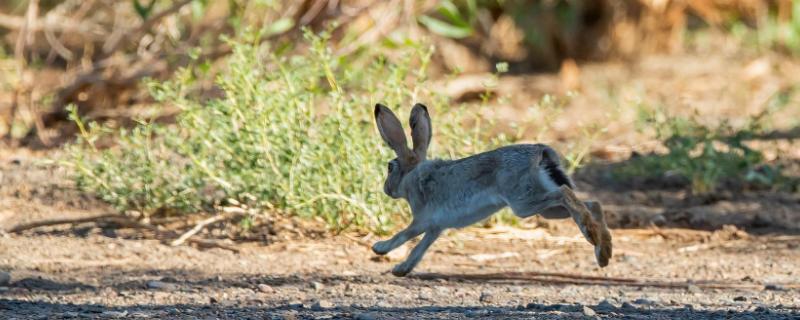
[413,103,428,113]
[374,103,386,116]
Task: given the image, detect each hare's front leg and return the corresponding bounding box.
[391,228,442,277]
[372,220,425,255]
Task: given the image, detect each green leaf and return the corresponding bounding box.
[263,18,295,37]
[437,1,469,27]
[418,15,473,39]
[133,0,157,20]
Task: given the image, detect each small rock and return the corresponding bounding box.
[507,286,522,293]
[0,271,10,286]
[633,298,656,305]
[582,306,597,316]
[465,309,489,317]
[687,284,701,293]
[386,244,409,261]
[596,300,616,312]
[479,292,496,304]
[209,297,218,304]
[101,311,128,318]
[146,280,176,291]
[621,302,637,310]
[764,284,786,291]
[650,214,667,226]
[311,300,334,310]
[312,281,325,291]
[418,291,433,300]
[257,284,275,293]
[354,312,377,320]
[63,312,79,318]
[526,303,545,310]
[733,296,747,302]
[129,312,150,318]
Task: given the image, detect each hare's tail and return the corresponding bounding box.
[535,146,574,189]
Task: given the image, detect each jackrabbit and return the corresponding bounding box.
[372,103,612,277]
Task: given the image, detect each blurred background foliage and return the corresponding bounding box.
[1,0,799,232]
[2,0,798,145]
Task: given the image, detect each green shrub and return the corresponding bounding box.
[727,1,800,55]
[62,30,517,234]
[616,100,794,194]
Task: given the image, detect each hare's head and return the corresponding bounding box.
[374,103,432,199]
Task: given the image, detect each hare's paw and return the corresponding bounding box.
[594,235,613,267]
[391,262,412,277]
[372,240,392,255]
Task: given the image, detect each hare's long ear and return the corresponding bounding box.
[375,104,411,158]
[409,103,432,160]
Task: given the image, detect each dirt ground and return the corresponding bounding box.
[1,147,799,319]
[2,45,800,318]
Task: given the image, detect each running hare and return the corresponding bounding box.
[372,103,612,277]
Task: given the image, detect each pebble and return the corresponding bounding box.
[733,296,747,302]
[621,302,637,310]
[479,292,496,304]
[507,286,523,293]
[764,284,786,291]
[63,312,79,318]
[311,299,334,310]
[312,281,325,291]
[687,284,701,293]
[465,309,489,317]
[633,298,656,305]
[596,300,616,312]
[582,305,597,316]
[287,300,303,309]
[146,280,176,291]
[257,284,275,293]
[0,271,10,286]
[354,312,378,320]
[100,311,128,318]
[418,291,432,300]
[386,244,409,261]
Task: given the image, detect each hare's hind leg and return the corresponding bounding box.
[557,186,612,267]
[508,186,612,267]
[391,228,442,277]
[372,220,425,255]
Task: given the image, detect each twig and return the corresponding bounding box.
[187,238,240,253]
[7,213,120,233]
[170,214,230,246]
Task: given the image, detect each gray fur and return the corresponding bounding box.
[372,104,612,276]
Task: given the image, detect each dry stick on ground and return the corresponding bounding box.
[6,214,240,253]
[170,214,232,246]
[7,213,120,233]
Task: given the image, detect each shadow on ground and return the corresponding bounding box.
[1,268,798,319]
[1,298,797,319]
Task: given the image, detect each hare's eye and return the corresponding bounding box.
[387,162,394,172]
